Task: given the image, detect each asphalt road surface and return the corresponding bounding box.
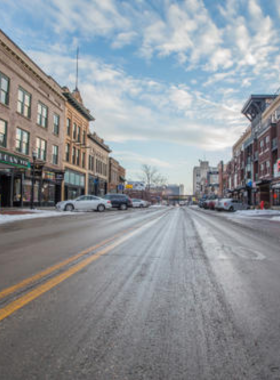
[0,206,280,380]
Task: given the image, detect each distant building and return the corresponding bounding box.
[193,161,209,197]
[108,157,126,193]
[87,132,111,196]
[179,184,184,195]
[126,181,146,191]
[166,184,180,196]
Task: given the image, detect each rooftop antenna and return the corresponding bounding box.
[75,46,79,90]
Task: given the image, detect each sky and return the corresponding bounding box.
[1,0,280,193]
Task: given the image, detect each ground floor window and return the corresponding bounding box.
[23,179,39,203]
[41,182,55,204]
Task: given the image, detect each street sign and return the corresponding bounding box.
[118,184,124,191]
[125,184,133,189]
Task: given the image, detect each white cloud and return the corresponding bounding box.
[112,151,172,168]
[111,31,138,49]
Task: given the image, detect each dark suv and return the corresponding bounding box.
[103,194,132,210]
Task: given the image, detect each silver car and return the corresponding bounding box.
[131,198,149,208]
[56,195,112,212]
[215,198,249,212]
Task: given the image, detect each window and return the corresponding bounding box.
[37,103,48,128]
[72,147,76,164]
[265,136,270,146]
[0,119,7,147]
[82,130,86,145]
[260,163,264,172]
[52,145,58,165]
[36,137,47,160]
[16,128,30,155]
[65,144,70,162]
[17,88,31,118]
[53,114,60,135]
[73,123,77,140]
[77,126,81,142]
[66,118,71,136]
[82,152,85,168]
[88,155,94,171]
[0,72,9,105]
[77,149,80,166]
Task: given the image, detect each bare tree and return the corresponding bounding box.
[139,164,167,188]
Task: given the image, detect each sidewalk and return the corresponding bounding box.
[0,208,76,225]
[0,207,56,215]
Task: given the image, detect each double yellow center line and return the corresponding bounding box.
[0,213,164,323]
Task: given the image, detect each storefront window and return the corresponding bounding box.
[13,178,21,202]
[64,170,70,183]
[23,179,39,202]
[65,170,85,188]
[80,176,84,187]
[41,182,55,204]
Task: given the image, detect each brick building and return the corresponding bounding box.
[220,94,280,207]
[0,29,65,207]
[62,87,94,200]
[87,132,110,196]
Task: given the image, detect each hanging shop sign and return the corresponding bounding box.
[0,150,30,169]
[55,172,64,183]
[43,171,56,181]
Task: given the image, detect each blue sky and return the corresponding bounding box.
[2,0,280,192]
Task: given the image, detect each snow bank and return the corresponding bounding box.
[224,209,280,220]
[0,209,83,225]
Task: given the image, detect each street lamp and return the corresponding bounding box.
[30,150,37,210]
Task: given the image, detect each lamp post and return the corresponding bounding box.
[30,150,37,210]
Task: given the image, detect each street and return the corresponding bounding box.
[0,207,280,380]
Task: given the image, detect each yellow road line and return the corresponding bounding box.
[0,230,131,301]
[0,227,141,322]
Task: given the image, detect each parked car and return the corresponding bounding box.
[56,195,112,212]
[103,193,133,210]
[215,198,250,212]
[131,198,149,208]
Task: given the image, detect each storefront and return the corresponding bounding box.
[88,175,107,196]
[0,150,30,207]
[64,169,85,200]
[0,150,63,207]
[255,179,271,204]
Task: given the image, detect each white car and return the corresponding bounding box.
[56,195,112,212]
[215,198,249,212]
[131,198,149,208]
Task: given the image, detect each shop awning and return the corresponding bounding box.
[119,176,126,182]
[272,183,280,189]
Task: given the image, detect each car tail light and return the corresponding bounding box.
[224,202,228,206]
[107,200,111,204]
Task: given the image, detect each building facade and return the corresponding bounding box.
[62,87,94,200]
[87,132,110,197]
[0,29,65,207]
[221,94,280,207]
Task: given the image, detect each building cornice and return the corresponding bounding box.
[0,29,65,101]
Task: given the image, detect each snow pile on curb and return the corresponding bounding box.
[224,209,280,220]
[0,210,80,225]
